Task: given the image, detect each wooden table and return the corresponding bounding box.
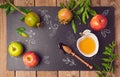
[0,0,120,77]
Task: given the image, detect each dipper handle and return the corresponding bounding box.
[71,52,93,69]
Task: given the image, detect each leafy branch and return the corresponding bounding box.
[60,0,96,34]
[0,0,31,20]
[95,41,118,77]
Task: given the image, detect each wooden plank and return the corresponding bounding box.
[80,71,98,77]
[35,0,56,6]
[14,0,36,77]
[14,0,34,6]
[0,7,14,77]
[35,0,57,77]
[37,71,57,77]
[91,0,100,6]
[59,71,79,77]
[16,71,36,77]
[56,0,66,6]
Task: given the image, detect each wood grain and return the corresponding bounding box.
[35,0,56,6]
[56,0,66,6]
[80,71,98,77]
[0,8,14,77]
[14,0,36,77]
[14,0,34,6]
[37,71,57,77]
[16,71,36,77]
[59,71,79,77]
[91,0,100,6]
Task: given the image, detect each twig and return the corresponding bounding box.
[7,0,26,16]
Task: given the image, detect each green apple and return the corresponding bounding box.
[8,41,23,57]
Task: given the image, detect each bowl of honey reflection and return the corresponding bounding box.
[77,29,99,57]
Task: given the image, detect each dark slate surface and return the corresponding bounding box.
[7,7,115,70]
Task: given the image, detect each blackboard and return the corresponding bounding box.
[7,7,115,70]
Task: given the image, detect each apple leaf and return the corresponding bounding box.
[70,0,75,9]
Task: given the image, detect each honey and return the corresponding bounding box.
[78,36,96,54]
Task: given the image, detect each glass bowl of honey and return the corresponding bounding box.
[77,29,99,57]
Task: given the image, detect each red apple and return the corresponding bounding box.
[90,14,108,31]
[23,51,40,67]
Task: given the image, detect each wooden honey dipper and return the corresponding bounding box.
[58,43,93,69]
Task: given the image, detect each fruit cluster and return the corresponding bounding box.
[8,41,40,67]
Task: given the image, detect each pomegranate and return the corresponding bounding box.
[58,8,73,25]
[25,12,41,27]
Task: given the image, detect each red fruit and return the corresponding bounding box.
[90,14,108,31]
[23,51,39,67]
[58,8,73,25]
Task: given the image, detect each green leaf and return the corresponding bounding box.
[102,63,109,71]
[78,0,83,7]
[65,1,69,9]
[0,3,9,9]
[94,64,102,71]
[102,58,111,63]
[72,20,77,34]
[10,6,15,13]
[111,54,117,59]
[6,6,10,15]
[20,32,28,38]
[88,9,96,16]
[60,2,66,8]
[17,27,26,32]
[19,7,31,14]
[82,12,86,24]
[75,7,84,15]
[76,16,81,21]
[20,15,25,21]
[16,27,28,38]
[70,0,75,9]
[85,0,91,6]
[85,10,89,19]
[102,51,111,55]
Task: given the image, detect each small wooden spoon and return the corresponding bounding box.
[58,43,93,69]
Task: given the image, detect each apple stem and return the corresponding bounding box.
[36,23,41,28]
[12,46,16,51]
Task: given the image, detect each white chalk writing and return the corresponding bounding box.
[62,57,76,66]
[102,9,109,16]
[101,29,111,38]
[43,56,50,64]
